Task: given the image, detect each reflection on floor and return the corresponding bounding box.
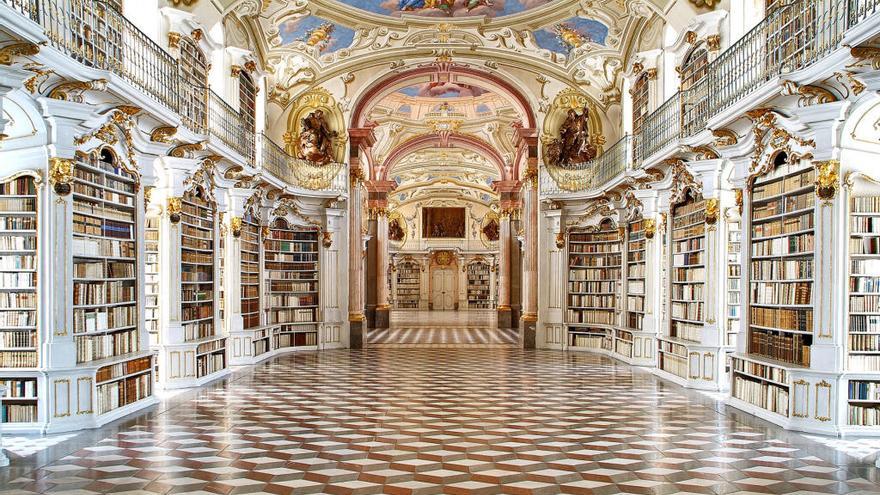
[2,348,880,494]
[367,310,519,347]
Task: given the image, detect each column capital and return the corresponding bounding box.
[348,127,377,149]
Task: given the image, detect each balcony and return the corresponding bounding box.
[541,135,632,197]
[543,0,880,195]
[0,0,347,194]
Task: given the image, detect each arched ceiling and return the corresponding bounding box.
[388,147,500,209]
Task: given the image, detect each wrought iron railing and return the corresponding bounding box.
[261,134,347,193]
[546,0,879,194]
[542,136,631,194]
[208,90,255,164]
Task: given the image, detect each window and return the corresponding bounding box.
[239,72,257,136]
[679,46,708,90]
[179,37,208,130]
[631,73,649,136]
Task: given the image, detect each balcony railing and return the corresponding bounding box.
[208,90,255,164]
[546,0,879,195]
[261,134,347,193]
[541,136,631,195]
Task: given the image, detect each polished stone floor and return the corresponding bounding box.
[367,311,518,347]
[2,348,880,494]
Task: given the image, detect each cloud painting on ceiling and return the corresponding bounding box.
[278,16,355,53]
[533,17,608,53]
[335,0,555,18]
[396,83,489,98]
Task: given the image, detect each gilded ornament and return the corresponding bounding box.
[711,128,737,147]
[734,188,743,214]
[144,186,153,214]
[684,31,698,45]
[322,231,333,248]
[644,218,656,239]
[147,125,175,143]
[167,197,182,223]
[230,216,243,238]
[48,78,107,102]
[555,232,566,249]
[814,160,840,202]
[244,60,257,73]
[191,29,203,42]
[849,46,880,69]
[169,141,206,158]
[780,80,838,106]
[706,34,721,51]
[704,198,719,225]
[631,62,644,75]
[49,157,73,195]
[230,65,242,77]
[0,41,41,65]
[167,32,181,49]
[22,66,53,93]
[687,0,719,8]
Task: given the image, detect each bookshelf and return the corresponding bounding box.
[846,195,880,429]
[396,261,421,309]
[566,219,620,353]
[145,216,159,349]
[726,219,742,348]
[179,187,226,381]
[467,261,492,309]
[265,218,319,351]
[240,210,261,330]
[72,151,140,366]
[627,220,646,332]
[0,174,39,427]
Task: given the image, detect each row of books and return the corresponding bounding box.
[569,333,610,349]
[569,244,620,254]
[672,201,706,225]
[848,405,880,426]
[852,259,880,276]
[749,328,811,366]
[197,338,225,355]
[267,294,317,307]
[181,289,212,302]
[0,197,36,212]
[0,330,36,348]
[73,202,134,224]
[752,168,814,201]
[265,262,319,271]
[752,192,814,220]
[658,351,688,379]
[671,302,703,321]
[753,212,813,239]
[0,350,37,367]
[628,280,645,293]
[851,295,880,313]
[850,355,880,372]
[182,236,212,251]
[1,378,37,398]
[671,284,702,300]
[569,269,621,281]
[628,250,645,262]
[849,380,880,400]
[73,237,135,258]
[0,177,36,195]
[672,237,704,253]
[75,328,138,363]
[568,295,616,308]
[73,281,135,306]
[73,183,134,207]
[0,272,36,289]
[275,331,318,348]
[566,310,614,325]
[751,281,812,305]
[1,403,37,422]
[182,224,212,240]
[851,276,880,293]
[73,306,136,334]
[671,322,702,342]
[96,356,152,383]
[0,235,36,251]
[567,281,616,293]
[182,304,213,322]
[196,352,226,378]
[74,261,135,279]
[181,266,212,282]
[184,321,215,341]
[673,267,705,282]
[268,281,318,293]
[672,224,705,241]
[672,252,703,266]
[850,315,880,332]
[851,237,880,255]
[96,372,151,415]
[0,311,35,326]
[570,232,618,242]
[852,195,880,212]
[751,306,812,332]
[732,375,790,416]
[269,308,317,324]
[266,231,318,242]
[851,216,880,234]
[627,295,644,312]
[732,357,789,383]
[751,259,813,280]
[752,232,814,257]
[0,217,36,230]
[849,334,880,352]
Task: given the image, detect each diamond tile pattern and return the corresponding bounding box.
[2,348,879,494]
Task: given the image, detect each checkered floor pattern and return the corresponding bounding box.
[368,310,518,347]
[2,349,879,494]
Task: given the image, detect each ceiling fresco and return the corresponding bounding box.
[533,17,609,53]
[334,0,557,19]
[278,15,356,52]
[395,83,490,99]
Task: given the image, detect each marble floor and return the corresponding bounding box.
[367,311,518,347]
[2,348,880,494]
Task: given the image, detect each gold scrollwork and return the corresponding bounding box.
[322,231,333,248]
[167,197,182,224]
[230,216,243,238]
[792,379,809,418]
[48,78,107,102]
[555,231,566,249]
[644,218,656,239]
[0,41,42,65]
[815,160,840,203]
[150,125,177,144]
[49,157,74,195]
[705,198,719,225]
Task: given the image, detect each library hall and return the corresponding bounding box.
[2,0,880,493]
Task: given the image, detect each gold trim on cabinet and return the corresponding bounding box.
[815,380,832,422]
[792,379,809,418]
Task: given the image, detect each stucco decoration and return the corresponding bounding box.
[284,86,347,164]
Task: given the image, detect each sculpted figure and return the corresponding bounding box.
[297,110,337,164]
[548,106,597,168]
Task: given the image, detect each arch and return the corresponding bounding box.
[380,133,508,181]
[350,65,538,130]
